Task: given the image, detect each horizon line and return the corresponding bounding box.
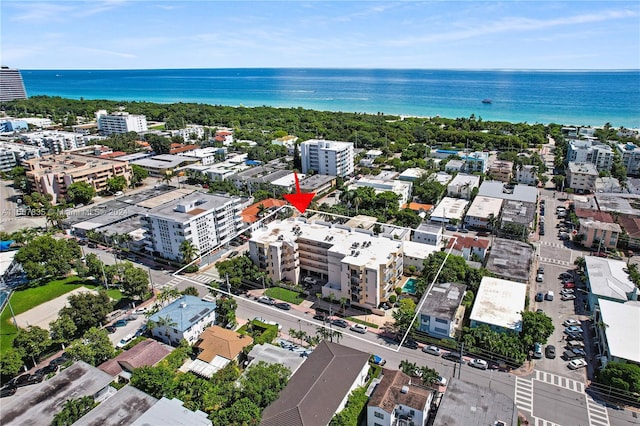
[15,66,640,72]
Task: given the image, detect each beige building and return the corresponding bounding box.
[488,160,514,182]
[567,162,598,193]
[25,153,131,204]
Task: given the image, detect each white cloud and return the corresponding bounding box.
[9,2,73,23]
[73,47,136,59]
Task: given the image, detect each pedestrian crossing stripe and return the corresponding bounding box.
[531,417,561,426]
[585,394,610,426]
[535,371,584,393]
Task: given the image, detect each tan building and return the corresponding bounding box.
[25,153,131,204]
[567,162,598,193]
[488,160,514,182]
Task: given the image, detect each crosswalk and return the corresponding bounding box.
[155,271,219,291]
[539,257,572,266]
[514,376,534,414]
[530,417,562,426]
[585,393,611,426]
[540,241,567,249]
[535,370,585,393]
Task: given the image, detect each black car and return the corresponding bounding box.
[87,242,98,249]
[106,325,117,333]
[442,352,463,363]
[275,302,291,310]
[535,292,544,302]
[0,386,17,398]
[331,319,349,328]
[77,240,87,246]
[13,374,32,388]
[49,353,70,367]
[545,345,556,359]
[401,339,419,350]
[313,314,327,322]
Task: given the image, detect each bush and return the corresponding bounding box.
[389,294,397,304]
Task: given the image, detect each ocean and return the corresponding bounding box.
[21,68,640,128]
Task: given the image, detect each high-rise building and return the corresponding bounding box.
[300,139,354,177]
[95,110,148,135]
[141,193,243,261]
[0,66,27,102]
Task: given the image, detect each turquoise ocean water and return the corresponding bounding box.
[21,69,640,128]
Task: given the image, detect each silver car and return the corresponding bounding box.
[422,345,441,356]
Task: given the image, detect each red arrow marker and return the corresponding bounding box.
[284,172,315,214]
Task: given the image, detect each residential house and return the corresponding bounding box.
[484,238,533,283]
[412,223,444,246]
[477,180,538,204]
[470,277,527,333]
[188,325,254,378]
[402,240,441,274]
[447,173,480,200]
[398,168,430,182]
[461,151,489,173]
[429,197,469,224]
[593,300,640,369]
[500,200,536,232]
[148,295,216,346]
[98,339,171,381]
[241,198,287,231]
[578,219,621,250]
[566,162,598,193]
[446,235,490,262]
[617,142,640,176]
[617,215,640,249]
[444,159,464,173]
[349,176,413,207]
[488,160,514,182]
[367,369,434,426]
[261,341,370,426]
[73,385,158,426]
[271,135,298,154]
[401,202,434,219]
[246,344,306,376]
[417,282,467,339]
[130,397,212,426]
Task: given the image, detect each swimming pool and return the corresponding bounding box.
[402,278,417,295]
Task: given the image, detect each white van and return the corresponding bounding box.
[116,333,135,348]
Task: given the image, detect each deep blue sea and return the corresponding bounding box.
[21,68,640,128]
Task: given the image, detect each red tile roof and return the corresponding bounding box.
[100,151,127,158]
[446,235,490,250]
[618,215,640,238]
[241,198,287,224]
[169,144,199,154]
[575,208,613,223]
[401,202,434,212]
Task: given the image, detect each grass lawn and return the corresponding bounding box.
[0,276,123,354]
[264,287,304,305]
[149,124,165,130]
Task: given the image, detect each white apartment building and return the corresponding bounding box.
[447,173,480,199]
[567,162,599,193]
[96,110,148,135]
[248,219,403,310]
[567,140,613,171]
[178,147,225,166]
[617,142,640,176]
[20,130,87,154]
[516,164,538,185]
[461,151,489,173]
[148,296,216,346]
[348,176,412,207]
[0,149,16,173]
[300,139,354,177]
[172,125,205,142]
[142,193,243,261]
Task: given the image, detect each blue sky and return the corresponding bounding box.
[2,1,639,69]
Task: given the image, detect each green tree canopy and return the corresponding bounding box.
[0,348,24,378]
[49,314,78,344]
[14,236,81,281]
[66,181,96,205]
[51,396,97,426]
[215,296,237,328]
[13,326,51,367]
[105,175,127,193]
[59,290,113,334]
[66,327,115,366]
[130,164,149,186]
[146,134,171,154]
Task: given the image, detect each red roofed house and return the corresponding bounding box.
[618,216,640,249]
[446,235,491,262]
[98,339,171,381]
[215,130,233,145]
[367,369,433,426]
[169,143,200,155]
[401,202,434,215]
[574,208,614,223]
[242,198,287,230]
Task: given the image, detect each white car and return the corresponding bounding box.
[432,376,447,386]
[302,277,318,285]
[561,294,577,301]
[563,318,580,327]
[349,323,368,334]
[468,359,488,370]
[568,359,588,370]
[422,345,441,356]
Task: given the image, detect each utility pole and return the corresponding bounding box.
[458,342,464,379]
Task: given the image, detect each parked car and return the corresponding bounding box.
[561,294,577,301]
[535,292,544,302]
[401,339,419,350]
[536,273,544,282]
[563,348,586,360]
[565,331,584,341]
[537,266,545,274]
[313,314,327,322]
[458,228,469,234]
[371,355,386,366]
[331,319,349,328]
[106,325,117,333]
[88,242,98,249]
[560,288,574,296]
[275,302,291,310]
[559,272,573,279]
[568,359,588,370]
[545,345,556,359]
[563,319,580,327]
[422,345,441,356]
[0,385,17,398]
[350,323,368,334]
[567,340,585,349]
[114,319,127,327]
[302,276,318,285]
[228,250,239,258]
[49,354,70,367]
[442,352,463,363]
[445,225,458,231]
[533,343,543,359]
[468,359,488,370]
[432,376,448,386]
[545,291,554,301]
[563,282,576,289]
[257,296,275,305]
[565,326,582,334]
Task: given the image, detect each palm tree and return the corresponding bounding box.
[339,297,348,315]
[160,172,175,187]
[353,195,363,215]
[256,203,267,218]
[179,240,198,264]
[487,213,499,235]
[574,256,586,273]
[45,208,67,231]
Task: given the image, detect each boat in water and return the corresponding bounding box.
[482,98,492,104]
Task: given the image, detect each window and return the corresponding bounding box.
[410,410,415,416]
[374,412,384,419]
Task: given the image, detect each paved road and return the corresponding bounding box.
[0,179,45,233]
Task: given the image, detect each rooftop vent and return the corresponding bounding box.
[400,385,409,394]
[180,302,187,309]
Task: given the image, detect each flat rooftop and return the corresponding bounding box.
[599,300,640,364]
[585,256,636,301]
[433,378,518,426]
[246,343,306,375]
[252,219,403,269]
[431,197,469,221]
[419,282,467,322]
[466,196,503,219]
[144,192,240,222]
[470,277,527,332]
[24,153,128,175]
[485,238,534,282]
[73,385,158,426]
[1,362,113,426]
[477,180,537,204]
[501,200,536,225]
